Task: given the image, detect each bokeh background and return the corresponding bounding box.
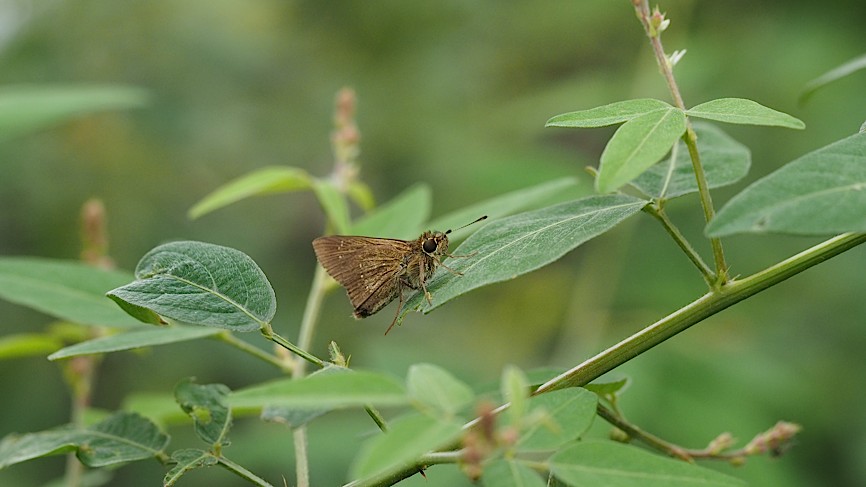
[1,1,865,485]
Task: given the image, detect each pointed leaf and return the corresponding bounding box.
[350,413,462,482]
[230,369,407,410]
[597,108,687,193]
[687,98,804,129]
[546,99,672,128]
[175,379,232,447]
[0,412,168,469]
[407,363,474,417]
[0,258,142,328]
[48,326,221,360]
[502,366,530,427]
[550,440,746,487]
[584,378,630,398]
[801,54,866,102]
[483,459,546,487]
[188,166,312,219]
[426,177,579,242]
[164,449,218,487]
[516,388,597,451]
[630,123,750,199]
[106,241,276,331]
[351,183,432,239]
[707,133,866,236]
[0,85,148,143]
[404,195,647,315]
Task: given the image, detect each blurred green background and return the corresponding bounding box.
[1,0,865,485]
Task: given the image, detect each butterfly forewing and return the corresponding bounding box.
[312,236,412,316]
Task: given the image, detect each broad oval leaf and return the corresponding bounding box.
[686,98,804,129]
[229,369,407,410]
[0,258,142,328]
[550,440,746,487]
[706,133,866,236]
[405,195,647,315]
[349,413,463,483]
[0,85,148,143]
[0,412,168,469]
[188,166,312,219]
[546,99,672,128]
[107,241,276,331]
[407,363,474,418]
[350,183,432,239]
[48,326,222,360]
[482,459,546,487]
[597,107,687,193]
[630,123,751,199]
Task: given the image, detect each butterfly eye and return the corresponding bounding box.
[422,238,437,254]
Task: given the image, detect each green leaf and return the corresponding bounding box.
[0,412,168,469]
[584,378,629,397]
[0,258,143,328]
[312,178,352,234]
[426,177,580,242]
[48,326,221,360]
[550,440,746,487]
[801,53,866,102]
[516,388,597,451]
[164,449,218,487]
[406,363,474,418]
[107,241,276,332]
[405,195,647,315]
[597,108,687,193]
[630,123,751,199]
[350,183,432,239]
[0,85,148,143]
[230,369,407,410]
[502,366,530,427]
[545,99,672,128]
[686,98,804,129]
[706,133,866,236]
[350,413,462,482]
[188,166,312,219]
[483,459,546,487]
[175,379,232,447]
[0,333,63,359]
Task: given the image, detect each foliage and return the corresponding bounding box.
[1,2,866,487]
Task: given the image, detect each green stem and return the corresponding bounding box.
[633,0,728,283]
[218,455,275,487]
[291,263,329,487]
[596,403,692,461]
[214,331,293,373]
[643,204,714,286]
[534,232,866,394]
[341,451,463,487]
[260,326,325,369]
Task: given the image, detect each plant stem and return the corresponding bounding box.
[260,326,325,369]
[218,455,275,487]
[341,451,463,487]
[632,0,728,283]
[596,403,693,461]
[534,232,866,394]
[642,204,714,286]
[213,331,294,373]
[291,263,329,487]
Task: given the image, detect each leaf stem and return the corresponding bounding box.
[642,203,714,287]
[213,331,294,373]
[533,232,866,394]
[218,455,275,487]
[260,325,325,369]
[632,0,728,283]
[341,451,463,487]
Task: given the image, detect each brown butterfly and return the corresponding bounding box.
[312,216,487,334]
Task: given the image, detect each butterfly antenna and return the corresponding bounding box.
[445,215,487,235]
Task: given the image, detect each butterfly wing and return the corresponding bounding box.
[312,236,409,317]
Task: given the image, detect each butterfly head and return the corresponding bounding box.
[420,231,449,257]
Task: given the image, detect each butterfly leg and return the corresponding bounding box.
[385,281,406,335]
